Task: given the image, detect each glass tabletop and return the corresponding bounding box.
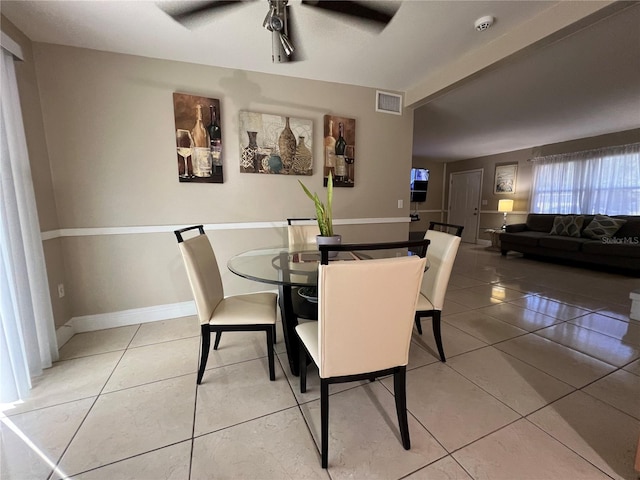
[227,246,427,287]
[227,247,354,287]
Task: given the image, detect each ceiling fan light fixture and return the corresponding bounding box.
[269,14,284,32]
[263,5,276,31]
[279,32,294,56]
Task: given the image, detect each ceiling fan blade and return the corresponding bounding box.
[165,1,250,26]
[300,1,397,25]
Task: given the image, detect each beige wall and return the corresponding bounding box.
[13,41,414,326]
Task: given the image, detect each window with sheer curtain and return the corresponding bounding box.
[1,37,58,405]
[530,143,640,215]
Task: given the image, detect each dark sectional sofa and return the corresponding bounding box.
[500,214,640,273]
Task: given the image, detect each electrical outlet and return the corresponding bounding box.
[397,199,403,209]
[57,283,65,298]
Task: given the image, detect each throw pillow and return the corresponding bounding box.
[582,215,627,239]
[549,215,585,237]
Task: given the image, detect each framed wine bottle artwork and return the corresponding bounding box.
[238,111,313,175]
[323,115,355,187]
[172,92,223,183]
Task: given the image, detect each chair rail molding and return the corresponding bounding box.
[41,217,410,240]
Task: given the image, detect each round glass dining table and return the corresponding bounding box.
[228,247,364,287]
[227,245,427,376]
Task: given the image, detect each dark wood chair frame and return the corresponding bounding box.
[299,238,430,468]
[414,222,463,362]
[428,221,464,237]
[175,225,276,385]
[286,217,316,225]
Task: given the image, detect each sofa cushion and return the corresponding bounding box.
[581,239,640,258]
[538,236,589,252]
[582,215,627,240]
[500,231,548,247]
[525,214,557,232]
[613,216,640,238]
[549,215,585,237]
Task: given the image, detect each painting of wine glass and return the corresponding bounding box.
[173,92,223,183]
[323,115,355,187]
[238,111,313,175]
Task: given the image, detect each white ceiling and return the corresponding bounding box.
[2,0,640,161]
[413,2,640,160]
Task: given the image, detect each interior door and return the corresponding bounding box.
[448,170,482,243]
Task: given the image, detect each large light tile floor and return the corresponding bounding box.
[2,245,640,479]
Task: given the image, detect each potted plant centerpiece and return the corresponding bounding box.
[298,172,341,256]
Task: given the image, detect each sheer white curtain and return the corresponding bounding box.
[530,143,640,215]
[1,46,58,404]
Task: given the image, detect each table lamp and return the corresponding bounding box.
[498,199,514,230]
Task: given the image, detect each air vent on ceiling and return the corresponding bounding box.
[376,90,402,115]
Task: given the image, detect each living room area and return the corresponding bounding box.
[1,1,640,478]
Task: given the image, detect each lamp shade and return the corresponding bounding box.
[498,199,514,213]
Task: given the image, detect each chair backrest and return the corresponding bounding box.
[316,240,428,378]
[175,226,224,326]
[287,218,319,250]
[429,221,464,237]
[421,230,461,310]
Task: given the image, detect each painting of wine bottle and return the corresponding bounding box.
[172,93,223,184]
[324,115,355,187]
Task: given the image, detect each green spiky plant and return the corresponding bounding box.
[298,172,334,237]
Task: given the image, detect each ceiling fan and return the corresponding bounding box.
[164,0,399,63]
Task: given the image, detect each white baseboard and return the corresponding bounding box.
[56,324,76,349]
[56,301,197,347]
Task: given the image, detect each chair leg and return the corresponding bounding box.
[197,326,211,385]
[272,324,277,345]
[213,331,222,350]
[432,310,445,362]
[414,313,423,335]
[320,379,329,468]
[393,366,410,450]
[299,344,308,393]
[266,328,275,381]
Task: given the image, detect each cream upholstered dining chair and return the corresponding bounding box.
[287,217,319,250]
[295,239,429,468]
[414,224,463,362]
[175,225,277,384]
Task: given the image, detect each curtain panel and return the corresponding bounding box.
[1,47,58,404]
[530,143,640,215]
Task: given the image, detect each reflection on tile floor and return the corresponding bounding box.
[2,245,640,479]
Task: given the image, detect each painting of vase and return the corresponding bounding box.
[323,114,355,187]
[239,111,313,175]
